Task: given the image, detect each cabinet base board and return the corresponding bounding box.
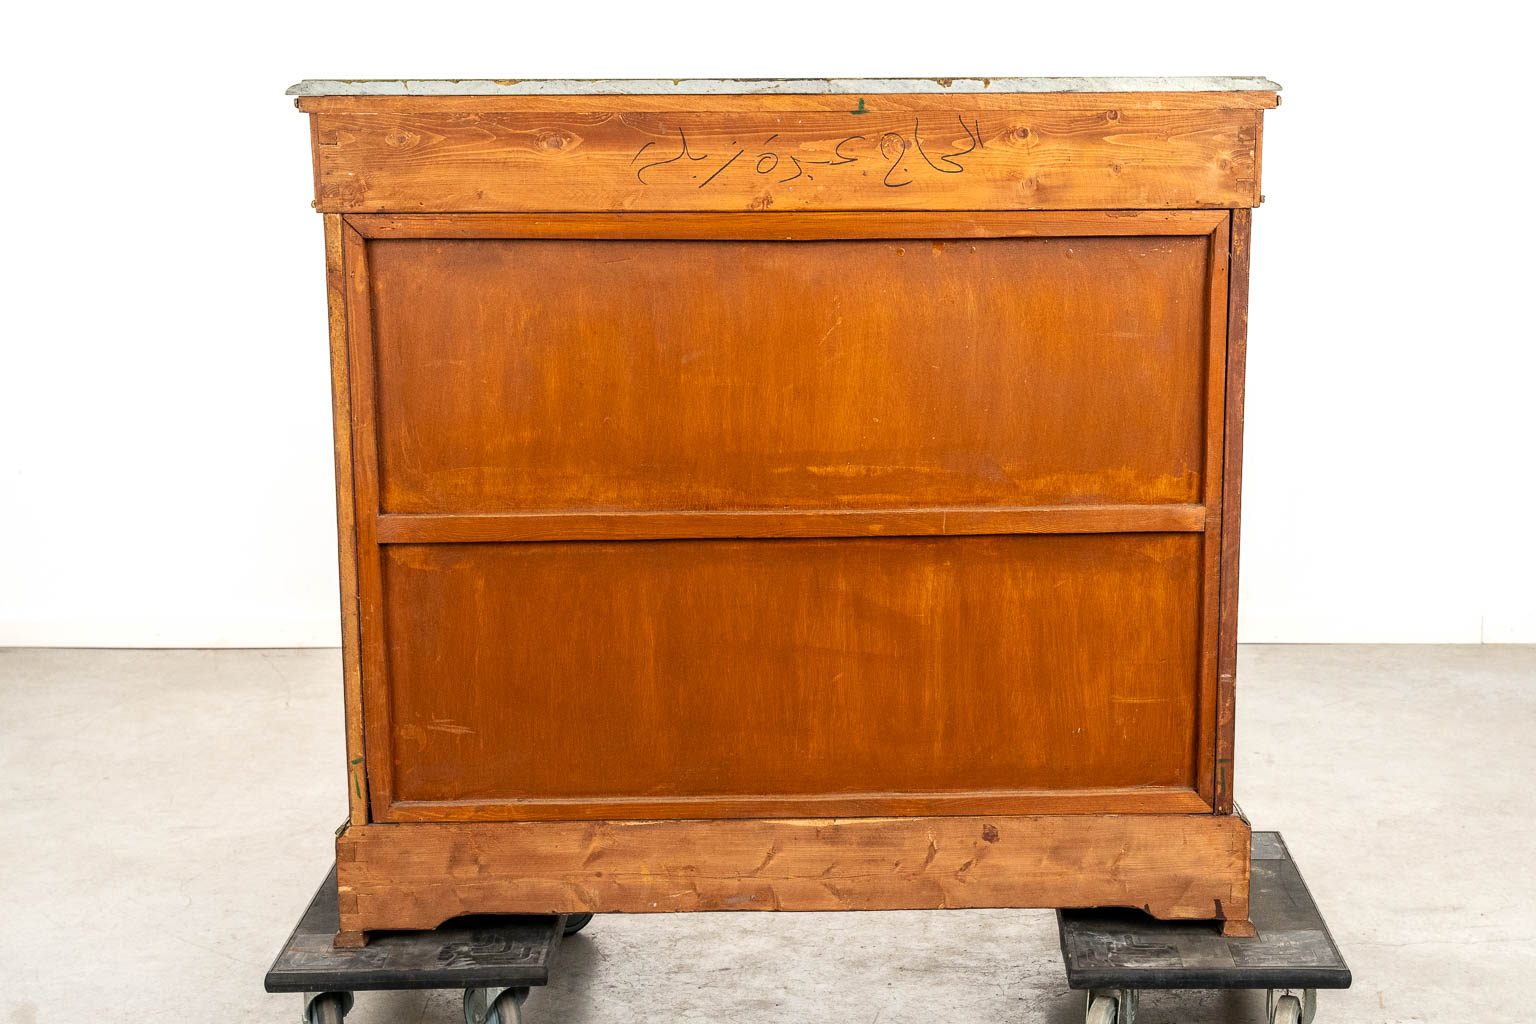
[333,812,1251,945]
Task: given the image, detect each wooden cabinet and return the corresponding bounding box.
[289,77,1278,945]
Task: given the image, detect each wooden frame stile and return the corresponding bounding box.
[1216,209,1255,816]
[339,223,393,836]
[335,221,383,949]
[1198,212,1257,938]
[323,214,368,828]
[1196,215,1231,811]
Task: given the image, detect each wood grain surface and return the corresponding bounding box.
[333,813,1252,934]
[294,85,1274,936]
[371,533,1205,821]
[366,228,1215,515]
[345,209,1229,239]
[323,215,368,824]
[1216,210,1253,814]
[307,102,1263,212]
[372,505,1207,544]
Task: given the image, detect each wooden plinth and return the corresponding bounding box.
[333,812,1251,946]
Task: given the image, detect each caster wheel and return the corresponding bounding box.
[1085,988,1136,1024]
[1267,989,1317,1024]
[562,912,594,936]
[303,992,353,1024]
[464,986,528,1024]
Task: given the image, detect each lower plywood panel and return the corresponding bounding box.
[333,813,1253,944]
[376,533,1205,820]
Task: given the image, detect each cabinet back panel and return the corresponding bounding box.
[378,533,1202,818]
[368,235,1210,514]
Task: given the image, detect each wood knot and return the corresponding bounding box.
[981,824,999,843]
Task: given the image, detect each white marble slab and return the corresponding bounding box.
[287,76,1280,97]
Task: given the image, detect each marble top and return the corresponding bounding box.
[287,77,1280,97]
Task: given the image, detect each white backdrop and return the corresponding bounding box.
[3,1,1531,646]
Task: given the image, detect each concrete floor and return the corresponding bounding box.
[2,645,1531,1024]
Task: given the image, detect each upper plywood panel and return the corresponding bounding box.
[367,228,1216,514]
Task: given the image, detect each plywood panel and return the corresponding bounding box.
[375,533,1203,820]
[369,233,1212,514]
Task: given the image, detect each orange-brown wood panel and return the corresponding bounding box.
[323,214,368,823]
[1195,216,1231,805]
[332,812,1252,938]
[342,224,396,813]
[372,505,1207,544]
[372,533,1205,821]
[308,105,1263,212]
[345,210,1228,240]
[366,229,1215,515]
[1216,210,1254,813]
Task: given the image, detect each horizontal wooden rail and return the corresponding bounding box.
[333,812,1253,937]
[310,105,1265,213]
[381,786,1214,823]
[375,504,1207,544]
[346,210,1229,240]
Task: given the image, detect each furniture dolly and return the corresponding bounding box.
[266,832,1349,1023]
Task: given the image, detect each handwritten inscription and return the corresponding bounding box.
[629,117,984,190]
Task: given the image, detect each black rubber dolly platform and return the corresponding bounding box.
[1057,832,1351,1024]
[269,831,1345,1024]
[264,866,593,1024]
